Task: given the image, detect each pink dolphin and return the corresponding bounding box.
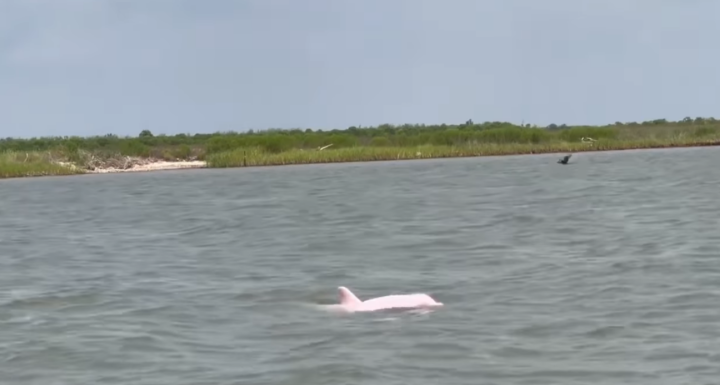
[335,286,443,313]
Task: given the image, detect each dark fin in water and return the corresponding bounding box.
[557,154,572,164]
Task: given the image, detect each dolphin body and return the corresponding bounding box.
[332,286,444,313]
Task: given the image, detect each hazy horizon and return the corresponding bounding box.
[2,0,719,139]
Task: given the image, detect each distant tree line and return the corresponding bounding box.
[1,117,717,157]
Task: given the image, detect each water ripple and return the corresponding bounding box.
[2,147,720,384]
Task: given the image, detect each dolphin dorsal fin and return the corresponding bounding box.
[338,286,362,306]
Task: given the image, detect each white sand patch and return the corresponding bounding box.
[86,160,207,174]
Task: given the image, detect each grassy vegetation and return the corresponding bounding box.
[1,117,720,178]
[0,151,83,179]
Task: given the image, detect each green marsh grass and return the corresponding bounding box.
[206,135,720,168]
[0,151,83,179]
[2,117,720,175]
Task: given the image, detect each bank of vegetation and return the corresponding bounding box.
[1,117,719,178]
[0,151,83,179]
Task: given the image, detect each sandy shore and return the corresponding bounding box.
[34,141,720,177]
[85,160,207,174]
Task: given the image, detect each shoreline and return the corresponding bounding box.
[3,118,720,180]
[3,140,719,180]
[204,140,720,170]
[84,160,207,174]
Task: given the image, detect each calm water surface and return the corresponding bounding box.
[1,147,720,385]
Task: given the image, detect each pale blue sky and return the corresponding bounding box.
[1,0,718,138]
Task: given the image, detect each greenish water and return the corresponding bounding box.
[1,147,720,385]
